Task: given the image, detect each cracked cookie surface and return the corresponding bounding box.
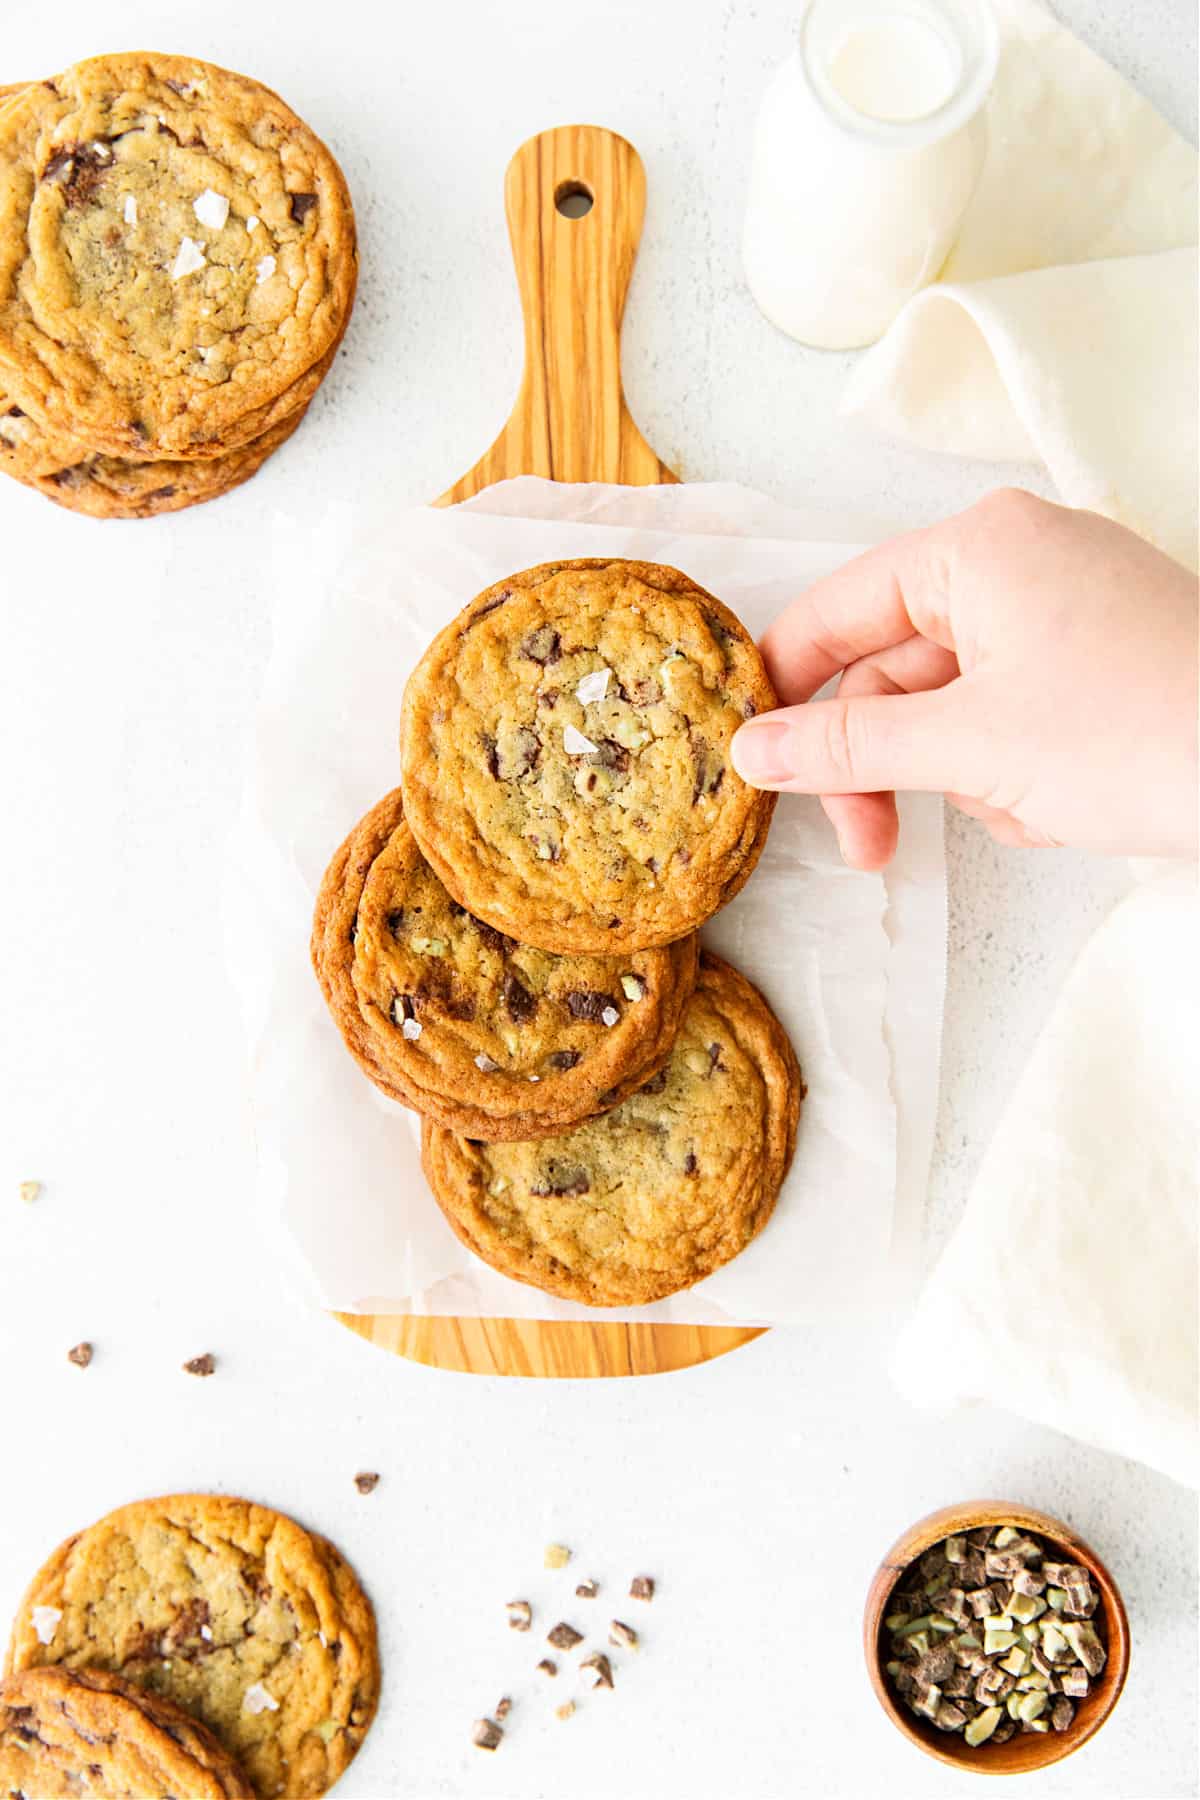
[0,383,308,517]
[0,1665,255,1799]
[5,1494,379,1800]
[314,789,699,1139]
[0,53,356,458]
[400,559,778,954]
[422,952,802,1305]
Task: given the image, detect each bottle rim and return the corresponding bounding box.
[797,0,999,149]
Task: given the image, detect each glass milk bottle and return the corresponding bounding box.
[743,0,998,349]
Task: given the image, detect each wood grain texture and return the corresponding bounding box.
[863,1499,1131,1776]
[438,124,677,502]
[339,127,761,1380]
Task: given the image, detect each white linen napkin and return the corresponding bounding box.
[891,867,1199,1489]
[842,0,1199,568]
[860,1,1200,1483]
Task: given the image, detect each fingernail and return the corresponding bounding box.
[731,719,793,786]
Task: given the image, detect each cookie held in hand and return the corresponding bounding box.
[0,1666,255,1799]
[5,1494,379,1800]
[422,952,802,1305]
[400,560,778,953]
[313,789,699,1140]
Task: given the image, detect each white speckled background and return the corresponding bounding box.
[0,3,1194,1797]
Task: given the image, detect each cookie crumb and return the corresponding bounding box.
[18,1180,40,1204]
[555,1702,576,1721]
[494,1697,512,1720]
[544,1543,572,1569]
[67,1342,93,1368]
[183,1354,216,1377]
[609,1620,639,1651]
[580,1652,614,1689]
[354,1472,380,1494]
[472,1718,503,1751]
[536,1658,557,1677]
[547,1622,583,1651]
[629,1575,655,1602]
[506,1600,532,1632]
[575,1578,599,1599]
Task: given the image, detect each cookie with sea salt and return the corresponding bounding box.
[313,788,698,1139]
[400,560,779,954]
[0,1666,255,1799]
[421,952,802,1305]
[0,54,356,459]
[0,383,309,517]
[5,1493,379,1800]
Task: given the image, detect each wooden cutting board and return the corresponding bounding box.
[336,125,764,1379]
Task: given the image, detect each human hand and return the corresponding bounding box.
[731,490,1199,870]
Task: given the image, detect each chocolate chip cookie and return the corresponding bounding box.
[0,386,308,518]
[400,560,778,954]
[0,1666,255,1799]
[6,1494,380,1800]
[422,952,802,1305]
[0,54,356,459]
[313,788,698,1140]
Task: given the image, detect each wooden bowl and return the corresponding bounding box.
[864,1500,1131,1776]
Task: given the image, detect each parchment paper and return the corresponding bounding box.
[225,480,947,1325]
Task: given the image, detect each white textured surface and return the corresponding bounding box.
[0,4,1194,1798]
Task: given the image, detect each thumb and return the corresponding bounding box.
[731,690,984,797]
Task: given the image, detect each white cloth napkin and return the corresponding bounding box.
[892,867,1199,1489]
[862,2,1200,1484]
[843,0,1199,569]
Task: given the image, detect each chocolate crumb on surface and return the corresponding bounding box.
[67,1341,93,1368]
[506,1600,532,1632]
[354,1472,380,1494]
[536,1658,557,1677]
[629,1575,655,1602]
[182,1353,216,1377]
[494,1697,512,1721]
[575,1578,599,1599]
[609,1620,639,1651]
[471,1718,503,1751]
[580,1652,614,1689]
[547,1622,583,1651]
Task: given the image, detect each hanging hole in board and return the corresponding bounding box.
[555,180,594,219]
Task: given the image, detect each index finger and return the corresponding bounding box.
[761,524,955,705]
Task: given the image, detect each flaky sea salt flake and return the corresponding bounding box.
[193,188,229,231]
[31,1607,61,1645]
[171,237,206,280]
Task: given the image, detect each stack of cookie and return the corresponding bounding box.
[314,558,805,1307]
[0,1492,380,1800]
[0,53,356,519]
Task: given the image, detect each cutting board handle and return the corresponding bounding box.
[439,125,676,503]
